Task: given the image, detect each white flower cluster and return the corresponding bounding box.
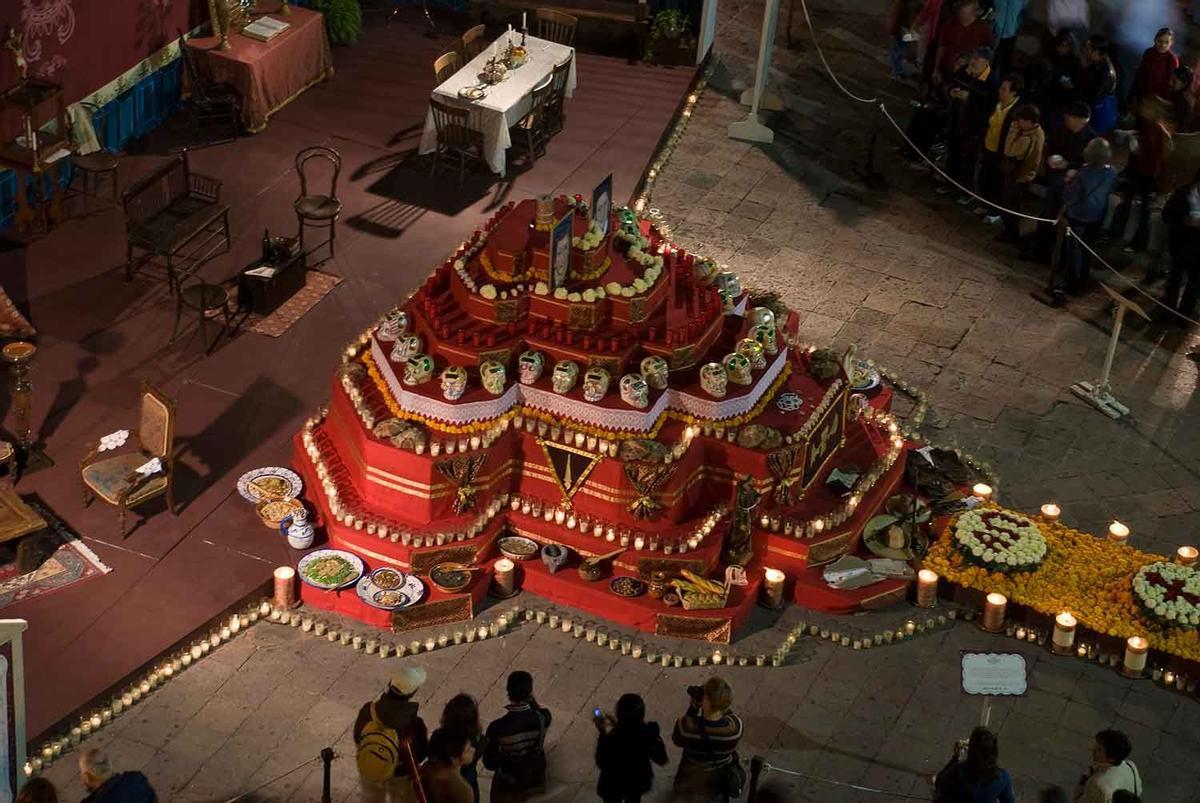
[99,429,130,452]
[1133,561,1200,627]
[451,233,488,293]
[572,221,605,251]
[953,509,1047,571]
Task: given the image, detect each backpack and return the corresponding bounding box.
[357,703,401,783]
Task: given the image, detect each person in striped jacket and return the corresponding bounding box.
[671,677,744,802]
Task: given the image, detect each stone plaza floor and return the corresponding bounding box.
[38,1,1200,801]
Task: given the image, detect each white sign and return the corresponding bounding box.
[961,652,1027,696]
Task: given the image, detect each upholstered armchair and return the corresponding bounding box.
[80,381,177,536]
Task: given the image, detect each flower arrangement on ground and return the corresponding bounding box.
[953,508,1047,572]
[1133,561,1200,630]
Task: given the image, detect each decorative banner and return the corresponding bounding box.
[592,173,613,237]
[538,440,602,502]
[549,211,574,290]
[801,388,847,488]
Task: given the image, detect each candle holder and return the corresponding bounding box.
[2,341,52,475]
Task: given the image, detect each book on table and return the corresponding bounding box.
[241,16,290,42]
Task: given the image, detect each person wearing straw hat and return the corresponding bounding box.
[355,667,430,803]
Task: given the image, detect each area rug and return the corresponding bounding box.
[247,271,343,338]
[0,497,110,610]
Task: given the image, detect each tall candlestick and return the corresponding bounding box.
[761,568,785,609]
[273,567,296,609]
[493,558,515,597]
[1177,546,1198,567]
[916,569,938,608]
[1108,521,1130,545]
[1122,636,1148,677]
[1052,612,1077,655]
[981,592,1007,632]
[522,11,527,29]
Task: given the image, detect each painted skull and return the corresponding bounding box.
[479,360,507,395]
[700,362,728,398]
[715,271,742,299]
[619,374,649,409]
[640,355,669,390]
[518,350,546,385]
[736,337,766,370]
[746,306,775,328]
[751,322,778,354]
[381,309,409,339]
[723,353,752,386]
[403,354,435,386]
[391,333,423,362]
[440,365,469,400]
[583,367,611,402]
[551,360,580,394]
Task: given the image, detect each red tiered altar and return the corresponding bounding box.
[293,195,911,642]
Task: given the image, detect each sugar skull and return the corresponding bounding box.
[736,338,766,370]
[552,360,580,394]
[715,271,742,299]
[700,362,728,398]
[440,365,468,400]
[391,333,423,362]
[723,353,752,386]
[583,367,611,402]
[619,374,649,409]
[380,309,409,340]
[480,360,507,395]
[518,350,546,385]
[746,306,775,328]
[640,356,669,390]
[751,322,778,355]
[404,354,434,386]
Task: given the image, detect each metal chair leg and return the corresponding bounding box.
[170,293,184,343]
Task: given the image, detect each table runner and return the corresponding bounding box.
[417,34,577,176]
[187,6,333,133]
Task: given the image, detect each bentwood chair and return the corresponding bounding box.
[462,25,487,61]
[294,145,343,260]
[536,9,577,46]
[171,275,233,354]
[177,32,241,144]
[66,101,119,212]
[509,76,553,166]
[434,51,460,85]
[428,99,485,187]
[545,57,573,137]
[80,381,177,537]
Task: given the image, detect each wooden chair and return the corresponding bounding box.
[428,99,485,187]
[171,275,233,354]
[177,32,241,144]
[434,51,461,85]
[545,57,573,137]
[294,145,343,260]
[66,101,119,212]
[509,76,554,166]
[462,24,487,62]
[80,381,177,537]
[536,9,577,46]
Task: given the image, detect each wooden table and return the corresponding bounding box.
[186,5,333,133]
[0,79,73,234]
[0,486,46,545]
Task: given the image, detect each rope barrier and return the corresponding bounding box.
[794,0,1200,329]
[761,761,932,800]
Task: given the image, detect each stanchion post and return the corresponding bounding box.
[1031,215,1068,308]
[320,748,334,803]
[748,756,765,803]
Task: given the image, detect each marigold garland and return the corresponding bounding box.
[924,505,1200,661]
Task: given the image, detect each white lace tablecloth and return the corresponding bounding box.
[417,35,577,177]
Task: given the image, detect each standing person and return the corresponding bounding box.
[672,677,745,803]
[16,778,58,803]
[990,0,1027,77]
[594,693,669,803]
[977,74,1023,210]
[1057,138,1117,296]
[1021,100,1095,259]
[915,0,951,92]
[354,668,430,803]
[933,0,995,90]
[78,749,157,803]
[992,103,1045,239]
[888,0,923,80]
[1075,730,1142,803]
[1161,169,1200,323]
[1132,28,1180,109]
[441,694,484,803]
[1112,1,1182,105]
[421,728,478,803]
[944,48,996,199]
[1080,36,1118,134]
[933,727,1016,803]
[1167,66,1196,133]
[483,671,552,803]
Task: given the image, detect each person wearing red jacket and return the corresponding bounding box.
[1132,28,1179,106]
[933,0,995,89]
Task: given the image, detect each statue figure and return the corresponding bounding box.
[722,475,760,567]
[5,28,27,81]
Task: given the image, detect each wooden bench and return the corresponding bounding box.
[121,151,231,292]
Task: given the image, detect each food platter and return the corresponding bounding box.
[610,576,647,598]
[498,535,540,561]
[356,570,425,610]
[238,466,303,502]
[297,549,364,590]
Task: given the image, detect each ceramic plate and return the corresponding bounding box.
[850,361,881,392]
[498,535,540,561]
[610,576,646,598]
[297,549,364,590]
[356,571,425,610]
[238,466,303,502]
[458,86,487,100]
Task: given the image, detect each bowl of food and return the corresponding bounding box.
[497,535,540,561]
[370,567,404,590]
[578,561,604,582]
[429,562,474,593]
[257,497,304,530]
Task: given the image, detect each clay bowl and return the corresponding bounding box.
[577,561,604,582]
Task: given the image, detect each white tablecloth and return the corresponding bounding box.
[418,34,577,177]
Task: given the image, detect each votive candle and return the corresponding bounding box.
[1040,503,1061,522]
[916,569,938,608]
[1052,612,1077,655]
[981,592,1007,632]
[1123,636,1148,677]
[1108,521,1130,544]
[972,483,993,501]
[273,566,297,610]
[493,558,515,596]
[1177,546,1198,567]
[762,568,785,609]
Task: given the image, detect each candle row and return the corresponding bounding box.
[632,67,710,215]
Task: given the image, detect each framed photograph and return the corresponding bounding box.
[550,211,574,290]
[592,173,612,237]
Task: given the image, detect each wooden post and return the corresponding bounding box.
[748,755,765,803]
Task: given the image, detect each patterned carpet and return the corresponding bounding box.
[0,497,110,610]
[246,271,343,338]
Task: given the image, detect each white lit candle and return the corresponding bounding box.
[1040,503,1061,522]
[1052,612,1077,654]
[1177,546,1198,567]
[916,569,938,608]
[972,483,993,501]
[522,11,527,28]
[982,592,1007,632]
[493,558,515,596]
[762,568,785,609]
[1108,521,1130,544]
[273,566,296,610]
[1123,636,1148,677]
